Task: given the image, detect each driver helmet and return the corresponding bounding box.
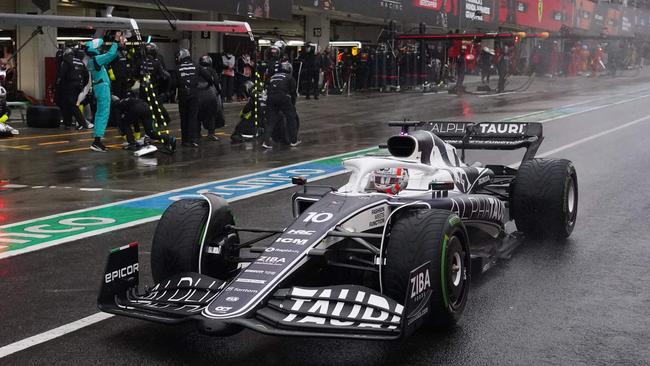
[371,168,409,195]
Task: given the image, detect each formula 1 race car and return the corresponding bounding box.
[99,121,578,340]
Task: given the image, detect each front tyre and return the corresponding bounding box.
[383,209,470,328]
[511,158,578,239]
[151,198,239,283]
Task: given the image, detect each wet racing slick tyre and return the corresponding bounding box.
[511,158,578,239]
[383,209,470,328]
[151,198,239,283]
[26,105,61,128]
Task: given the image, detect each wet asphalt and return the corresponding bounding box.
[1,72,650,365]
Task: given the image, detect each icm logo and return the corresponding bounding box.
[410,269,431,299]
[275,237,309,245]
[105,263,139,283]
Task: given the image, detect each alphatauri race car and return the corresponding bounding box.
[99,121,578,340]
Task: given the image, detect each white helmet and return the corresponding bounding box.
[371,168,409,195]
[0,86,6,101]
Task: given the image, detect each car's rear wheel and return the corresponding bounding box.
[151,198,239,283]
[511,158,578,239]
[383,209,470,328]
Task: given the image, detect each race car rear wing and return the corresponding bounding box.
[427,121,542,156]
[414,121,543,162]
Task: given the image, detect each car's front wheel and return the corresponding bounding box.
[383,209,471,329]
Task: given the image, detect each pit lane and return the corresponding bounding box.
[1,74,649,365]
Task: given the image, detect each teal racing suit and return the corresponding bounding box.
[86,41,118,138]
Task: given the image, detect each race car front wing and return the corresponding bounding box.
[98,243,430,340]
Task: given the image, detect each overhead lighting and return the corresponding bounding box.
[57,36,92,41]
[330,41,362,48]
[258,39,271,45]
[0,37,11,41]
[287,40,305,47]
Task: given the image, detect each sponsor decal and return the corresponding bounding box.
[277,286,403,329]
[405,262,432,326]
[225,297,239,302]
[476,175,491,186]
[104,263,138,283]
[236,278,267,284]
[478,123,527,134]
[286,229,315,236]
[274,237,309,246]
[449,196,505,222]
[258,256,287,265]
[265,247,300,253]
[341,205,389,232]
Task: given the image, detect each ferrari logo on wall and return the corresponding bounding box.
[538,0,543,22]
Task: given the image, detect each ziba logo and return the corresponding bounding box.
[258,256,286,264]
[105,263,139,283]
[410,269,431,299]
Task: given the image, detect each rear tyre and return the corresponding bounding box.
[383,209,470,328]
[151,199,239,283]
[511,158,578,239]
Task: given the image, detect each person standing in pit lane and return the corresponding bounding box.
[85,32,125,152]
[109,43,130,99]
[300,43,320,100]
[262,61,300,149]
[175,48,201,148]
[56,47,91,130]
[196,55,226,142]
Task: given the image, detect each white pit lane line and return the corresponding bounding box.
[2,113,650,358]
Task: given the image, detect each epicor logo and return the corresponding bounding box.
[105,263,139,283]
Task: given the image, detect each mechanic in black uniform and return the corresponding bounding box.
[56,47,91,130]
[175,48,201,148]
[196,55,226,141]
[497,45,511,94]
[263,61,300,149]
[111,94,176,152]
[300,44,320,100]
[109,44,130,99]
[140,43,171,102]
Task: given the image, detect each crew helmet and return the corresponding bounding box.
[145,43,158,57]
[0,86,6,101]
[280,60,293,74]
[176,48,191,63]
[199,55,213,67]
